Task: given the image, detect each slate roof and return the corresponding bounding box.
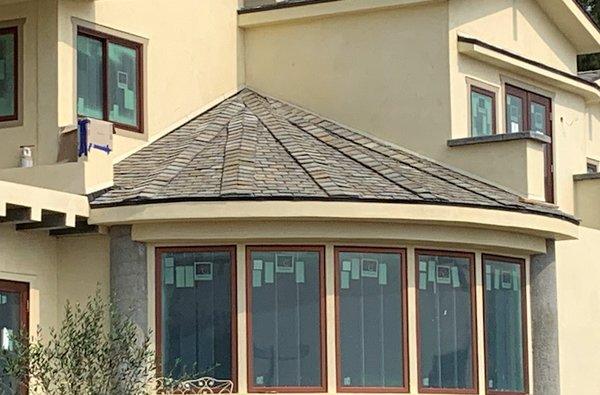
[90,89,576,223]
[578,69,600,83]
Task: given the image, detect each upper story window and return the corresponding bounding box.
[470,85,496,137]
[335,247,408,391]
[77,27,143,132]
[416,250,477,392]
[505,84,551,135]
[247,246,326,392]
[156,247,237,385]
[0,26,18,123]
[483,255,528,394]
[587,160,598,174]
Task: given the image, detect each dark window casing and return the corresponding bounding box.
[334,247,409,393]
[246,245,327,393]
[76,26,144,132]
[154,246,238,391]
[470,86,496,137]
[0,26,18,123]
[415,250,479,394]
[587,162,598,174]
[482,254,529,395]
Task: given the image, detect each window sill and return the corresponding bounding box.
[447,131,551,147]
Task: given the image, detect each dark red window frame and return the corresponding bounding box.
[0,26,19,123]
[414,249,479,395]
[505,84,554,203]
[245,245,327,393]
[481,254,529,395]
[154,246,238,392]
[470,85,497,136]
[334,246,409,393]
[76,26,144,133]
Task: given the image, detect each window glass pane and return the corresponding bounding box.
[108,43,138,127]
[250,250,322,388]
[470,90,493,137]
[338,251,405,388]
[417,253,474,390]
[530,102,546,134]
[161,250,233,381]
[0,31,16,118]
[484,258,525,393]
[77,35,104,119]
[0,290,22,394]
[506,94,523,133]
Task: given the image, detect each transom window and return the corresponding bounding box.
[156,247,237,386]
[415,250,477,392]
[483,255,528,394]
[0,26,18,123]
[335,247,408,392]
[470,85,496,137]
[77,27,143,131]
[247,246,326,392]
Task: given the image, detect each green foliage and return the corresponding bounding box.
[0,291,155,395]
[578,0,600,71]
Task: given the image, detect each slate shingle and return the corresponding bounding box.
[90,89,577,224]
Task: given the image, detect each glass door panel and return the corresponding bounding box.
[0,280,28,395]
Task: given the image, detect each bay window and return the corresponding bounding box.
[77,27,143,131]
[483,255,528,394]
[415,250,477,392]
[247,246,326,392]
[156,247,236,385]
[0,26,18,123]
[335,247,408,392]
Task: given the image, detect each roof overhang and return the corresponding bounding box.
[89,200,579,241]
[535,0,600,54]
[458,36,600,103]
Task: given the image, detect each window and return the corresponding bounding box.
[587,161,598,174]
[247,246,326,392]
[335,247,408,392]
[77,27,143,131]
[470,86,496,137]
[415,250,477,392]
[482,255,528,394]
[0,26,18,123]
[156,247,237,386]
[0,280,29,395]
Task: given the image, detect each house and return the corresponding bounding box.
[0,0,599,393]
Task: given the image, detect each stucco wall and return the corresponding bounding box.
[555,227,600,394]
[244,1,452,162]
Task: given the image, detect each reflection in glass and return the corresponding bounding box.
[250,250,322,388]
[338,251,405,388]
[0,291,21,394]
[484,258,525,393]
[108,43,138,127]
[530,102,546,134]
[417,253,474,390]
[470,91,493,137]
[506,94,523,133]
[77,35,104,119]
[0,31,16,118]
[161,250,233,381]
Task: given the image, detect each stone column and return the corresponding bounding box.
[530,239,561,394]
[109,225,148,332]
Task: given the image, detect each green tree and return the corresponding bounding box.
[0,291,155,395]
[578,0,600,71]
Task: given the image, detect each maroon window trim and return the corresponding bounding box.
[414,249,479,394]
[481,254,529,395]
[0,279,29,395]
[470,85,497,135]
[0,26,19,123]
[154,246,238,393]
[333,246,409,393]
[505,84,554,203]
[77,26,144,133]
[245,245,327,393]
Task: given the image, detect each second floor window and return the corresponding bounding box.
[0,26,17,122]
[470,86,496,137]
[77,27,142,132]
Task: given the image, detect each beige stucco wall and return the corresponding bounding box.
[555,227,600,394]
[244,1,452,162]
